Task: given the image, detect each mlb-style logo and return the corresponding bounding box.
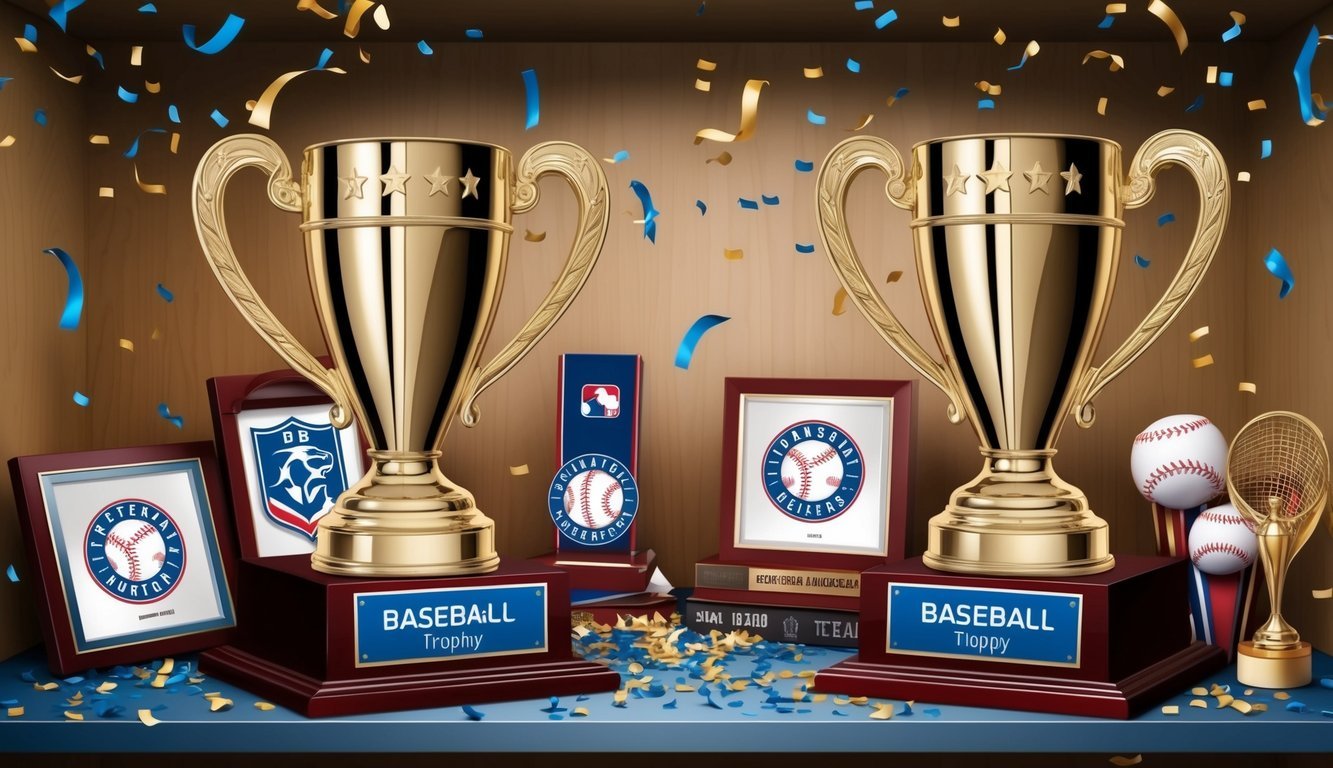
[252,417,348,540]
[580,384,621,418]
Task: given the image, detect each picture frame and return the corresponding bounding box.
[208,367,369,560]
[8,442,238,675]
[718,377,915,572]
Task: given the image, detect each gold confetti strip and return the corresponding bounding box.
[1192,354,1215,369]
[1148,0,1189,54]
[833,287,849,316]
[724,248,744,261]
[803,67,824,79]
[1247,100,1267,111]
[170,132,180,154]
[1157,85,1175,97]
[358,46,371,63]
[1243,689,1254,696]
[993,28,1007,45]
[1106,3,1127,13]
[1109,757,1142,767]
[846,113,874,131]
[612,689,628,706]
[1083,50,1125,71]
[942,16,960,27]
[1162,705,1180,715]
[6,707,22,717]
[151,328,161,341]
[1097,97,1108,115]
[1253,703,1268,712]
[298,0,340,19]
[1231,699,1254,715]
[0,136,14,148]
[372,3,390,29]
[1275,691,1292,700]
[697,58,717,71]
[50,67,83,84]
[777,670,794,679]
[849,696,869,706]
[627,662,644,675]
[96,682,117,693]
[134,164,167,195]
[675,684,696,692]
[523,230,546,242]
[869,702,894,720]
[137,709,161,727]
[1189,698,1208,708]
[344,0,375,37]
[706,151,732,165]
[14,36,36,53]
[89,134,110,144]
[101,183,117,196]
[1188,325,1210,342]
[1234,381,1256,394]
[209,697,234,712]
[811,693,827,703]
[1215,693,1234,708]
[886,271,903,283]
[33,682,58,692]
[573,707,590,717]
[145,81,161,94]
[508,464,529,476]
[248,64,348,130]
[1237,171,1251,182]
[1206,65,1218,84]
[695,78,712,92]
[1312,587,1332,599]
[188,676,205,684]
[131,45,143,66]
[63,711,83,721]
[694,79,767,144]
[975,81,1002,96]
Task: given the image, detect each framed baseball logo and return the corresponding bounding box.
[719,378,916,571]
[8,442,237,675]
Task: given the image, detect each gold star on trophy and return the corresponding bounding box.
[424,167,453,197]
[460,168,481,199]
[1059,163,1083,195]
[978,161,1013,194]
[380,167,410,196]
[1023,161,1053,194]
[943,164,971,197]
[340,168,367,200]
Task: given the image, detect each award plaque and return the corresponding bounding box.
[535,353,656,592]
[811,131,1229,717]
[189,134,619,715]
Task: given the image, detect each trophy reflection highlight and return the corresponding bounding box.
[818,130,1229,576]
[1227,411,1328,688]
[194,135,607,577]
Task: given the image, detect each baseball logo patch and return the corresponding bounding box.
[252,417,349,540]
[84,499,185,604]
[548,453,638,546]
[763,421,863,522]
[580,384,621,418]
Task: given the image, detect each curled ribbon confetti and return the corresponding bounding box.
[943,16,960,27]
[1148,0,1188,54]
[795,243,815,253]
[807,109,827,125]
[1264,248,1294,298]
[1082,50,1125,71]
[183,13,246,54]
[761,195,779,206]
[344,0,375,37]
[41,247,83,330]
[1238,382,1257,394]
[675,315,730,369]
[157,402,184,429]
[886,86,909,106]
[738,197,758,210]
[49,0,86,32]
[523,230,546,242]
[134,164,166,194]
[247,61,346,130]
[604,150,629,164]
[629,180,660,242]
[1222,11,1246,42]
[1134,254,1150,268]
[296,0,338,20]
[521,68,540,130]
[1293,26,1326,126]
[1007,41,1040,71]
[117,86,139,103]
[695,200,706,215]
[694,79,767,144]
[794,159,814,172]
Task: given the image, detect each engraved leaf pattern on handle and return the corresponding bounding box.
[192,133,353,428]
[458,141,609,427]
[816,136,967,425]
[1071,129,1230,428]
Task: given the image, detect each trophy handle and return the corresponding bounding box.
[817,136,966,424]
[1071,129,1230,428]
[458,141,609,427]
[192,133,354,429]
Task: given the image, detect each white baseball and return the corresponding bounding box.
[563,469,623,529]
[1188,503,1257,575]
[780,440,844,502]
[103,521,166,582]
[1130,414,1227,509]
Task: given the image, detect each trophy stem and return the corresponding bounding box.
[1251,522,1300,649]
[311,451,499,578]
[924,450,1115,577]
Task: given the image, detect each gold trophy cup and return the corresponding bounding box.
[818,131,1229,576]
[1227,411,1328,688]
[194,135,608,577]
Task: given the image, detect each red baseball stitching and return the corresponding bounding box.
[808,447,837,467]
[1134,417,1211,444]
[1141,460,1223,501]
[1192,541,1251,566]
[106,523,154,581]
[600,482,620,525]
[787,449,814,500]
[1199,510,1255,530]
[579,470,600,529]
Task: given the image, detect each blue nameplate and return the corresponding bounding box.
[886,583,1083,667]
[354,583,548,667]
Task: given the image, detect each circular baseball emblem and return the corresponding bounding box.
[84,499,185,604]
[763,421,863,522]
[548,454,638,546]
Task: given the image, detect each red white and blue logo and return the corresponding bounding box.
[252,417,348,540]
[84,499,185,604]
[580,384,621,418]
[762,421,864,523]
[548,453,638,546]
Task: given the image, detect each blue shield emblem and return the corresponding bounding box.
[251,417,348,540]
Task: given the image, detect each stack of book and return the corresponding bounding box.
[685,557,862,647]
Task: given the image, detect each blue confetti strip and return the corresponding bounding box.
[0,78,11,91]
[1265,247,1294,298]
[1320,677,1333,689]
[210,108,228,127]
[465,28,483,39]
[156,283,174,302]
[521,68,540,130]
[738,197,758,210]
[168,104,180,123]
[42,247,83,330]
[854,0,873,9]
[1294,26,1325,125]
[795,243,815,253]
[117,85,138,103]
[86,46,104,68]
[33,109,46,126]
[48,0,85,32]
[695,200,707,215]
[23,24,36,43]
[1260,139,1272,158]
[794,159,814,172]
[1218,71,1233,87]
[1222,16,1244,42]
[1157,212,1176,227]
[417,40,433,55]
[609,149,629,163]
[807,109,827,125]
[461,705,485,720]
[1287,701,1308,712]
[761,194,779,206]
[978,98,996,110]
[846,58,861,73]
[73,391,89,407]
[1185,94,1205,112]
[315,47,334,69]
[1098,14,1115,29]
[663,698,678,709]
[184,13,245,54]
[157,402,184,429]
[892,86,910,100]
[1008,47,1036,71]
[5,564,17,582]
[675,315,729,370]
[629,180,660,242]
[875,9,898,29]
[139,3,157,12]
[1134,254,1151,268]
[124,127,166,158]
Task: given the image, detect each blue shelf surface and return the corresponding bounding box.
[0,642,1330,753]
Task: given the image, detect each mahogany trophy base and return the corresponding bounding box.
[200,555,619,717]
[534,548,657,592]
[814,556,1226,719]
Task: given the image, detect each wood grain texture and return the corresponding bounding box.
[0,3,90,661]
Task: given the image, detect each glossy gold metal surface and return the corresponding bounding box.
[1227,411,1327,687]
[194,135,608,577]
[817,131,1229,576]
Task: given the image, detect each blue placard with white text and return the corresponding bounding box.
[886,583,1083,667]
[354,583,548,667]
